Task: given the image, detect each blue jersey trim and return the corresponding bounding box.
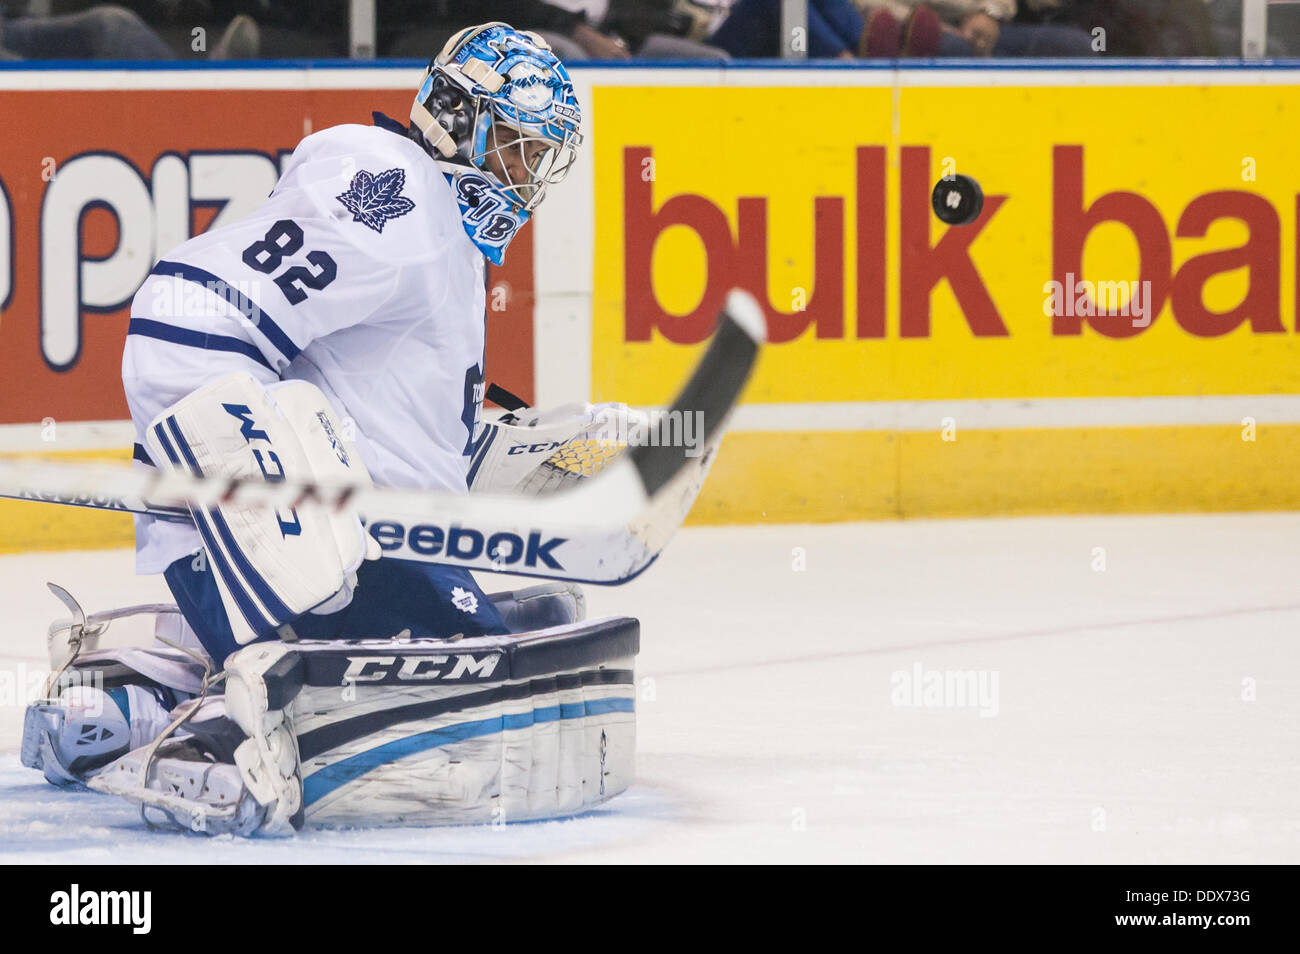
[151,260,301,366]
[128,317,276,373]
[302,697,635,807]
[371,110,409,136]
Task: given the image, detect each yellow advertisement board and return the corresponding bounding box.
[591,80,1300,522]
[593,83,1300,405]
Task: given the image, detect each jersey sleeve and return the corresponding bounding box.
[149,208,403,373]
[146,125,463,373]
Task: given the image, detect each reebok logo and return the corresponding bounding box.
[366,521,566,570]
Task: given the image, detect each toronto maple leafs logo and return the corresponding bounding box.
[450,586,479,615]
[336,167,415,233]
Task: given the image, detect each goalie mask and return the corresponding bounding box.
[410,22,583,264]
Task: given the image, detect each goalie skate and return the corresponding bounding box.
[90,736,267,836]
[21,686,131,787]
[22,584,209,787]
[90,640,306,835]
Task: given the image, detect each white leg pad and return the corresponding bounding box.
[144,372,376,645]
[224,642,304,834]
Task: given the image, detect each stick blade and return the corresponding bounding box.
[628,289,764,498]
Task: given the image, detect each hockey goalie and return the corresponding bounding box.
[18,23,647,836]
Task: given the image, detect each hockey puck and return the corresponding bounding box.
[931,174,984,226]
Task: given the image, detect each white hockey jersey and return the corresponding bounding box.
[122,118,489,574]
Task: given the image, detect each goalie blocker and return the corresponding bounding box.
[27,595,636,834]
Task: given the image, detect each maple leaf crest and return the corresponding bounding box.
[336,167,416,233]
[450,586,479,615]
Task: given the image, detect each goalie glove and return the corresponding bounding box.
[468,401,648,496]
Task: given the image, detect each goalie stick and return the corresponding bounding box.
[0,291,765,585]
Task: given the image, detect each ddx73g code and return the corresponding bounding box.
[1127,891,1251,905]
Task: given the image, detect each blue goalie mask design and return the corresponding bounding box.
[409,22,583,262]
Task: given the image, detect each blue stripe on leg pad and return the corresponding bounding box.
[302,697,635,807]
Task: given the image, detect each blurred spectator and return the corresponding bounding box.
[0,2,172,58]
[712,0,872,57]
[1013,0,1214,55]
[136,1,325,59]
[709,0,1095,57]
[378,1,728,60]
[871,0,1095,54]
[559,1,731,58]
[0,2,257,60]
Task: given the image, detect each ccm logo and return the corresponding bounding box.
[367,522,566,569]
[507,440,566,455]
[342,654,501,682]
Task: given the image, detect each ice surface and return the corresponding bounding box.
[2,514,1297,863]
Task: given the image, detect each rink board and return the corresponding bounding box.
[2,63,1300,550]
[4,419,1299,553]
